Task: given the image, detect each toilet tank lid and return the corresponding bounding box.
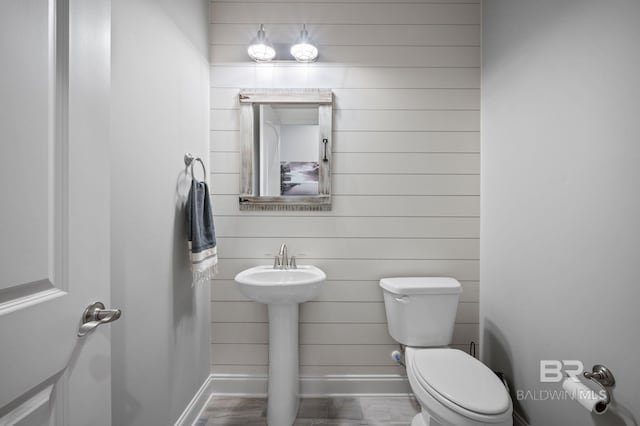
[379,277,462,295]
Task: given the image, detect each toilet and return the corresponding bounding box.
[380,277,513,426]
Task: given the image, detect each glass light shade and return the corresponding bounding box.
[248,43,275,62]
[248,25,276,62]
[290,42,318,62]
[291,25,318,62]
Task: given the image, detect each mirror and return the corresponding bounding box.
[238,89,333,210]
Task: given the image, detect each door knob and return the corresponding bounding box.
[78,301,121,337]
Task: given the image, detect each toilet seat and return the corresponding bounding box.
[407,348,511,420]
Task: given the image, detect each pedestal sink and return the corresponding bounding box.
[234,265,326,426]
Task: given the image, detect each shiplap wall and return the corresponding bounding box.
[209,0,480,377]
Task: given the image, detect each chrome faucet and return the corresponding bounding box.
[278,243,289,269]
[273,243,296,269]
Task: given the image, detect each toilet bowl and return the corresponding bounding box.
[406,347,512,425]
[380,277,513,426]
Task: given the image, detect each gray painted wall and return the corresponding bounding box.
[110,1,210,424]
[209,0,481,376]
[481,1,640,425]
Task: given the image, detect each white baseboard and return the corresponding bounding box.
[175,373,412,425]
[210,374,412,396]
[173,376,216,426]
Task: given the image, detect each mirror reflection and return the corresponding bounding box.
[256,104,319,196]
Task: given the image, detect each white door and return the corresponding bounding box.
[0,0,113,425]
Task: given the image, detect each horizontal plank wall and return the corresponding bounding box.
[209,0,480,378]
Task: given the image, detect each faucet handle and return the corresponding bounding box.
[289,256,297,269]
[273,255,281,269]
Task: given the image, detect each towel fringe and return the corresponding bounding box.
[192,264,218,287]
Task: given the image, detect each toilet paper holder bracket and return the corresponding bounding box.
[584,364,615,387]
[583,364,615,406]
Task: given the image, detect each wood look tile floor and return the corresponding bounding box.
[195,395,420,425]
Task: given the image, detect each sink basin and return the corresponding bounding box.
[234,264,326,425]
[234,265,326,304]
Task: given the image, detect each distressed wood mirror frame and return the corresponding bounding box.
[238,88,333,211]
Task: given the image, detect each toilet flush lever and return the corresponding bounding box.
[78,301,121,337]
[393,295,410,303]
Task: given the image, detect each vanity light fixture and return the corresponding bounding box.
[290,24,318,63]
[247,24,276,62]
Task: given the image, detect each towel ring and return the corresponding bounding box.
[184,153,207,182]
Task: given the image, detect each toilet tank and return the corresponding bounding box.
[380,277,462,347]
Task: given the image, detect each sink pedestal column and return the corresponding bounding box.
[267,303,299,426]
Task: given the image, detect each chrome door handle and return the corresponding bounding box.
[78,301,121,337]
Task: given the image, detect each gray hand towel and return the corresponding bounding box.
[186,179,218,284]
